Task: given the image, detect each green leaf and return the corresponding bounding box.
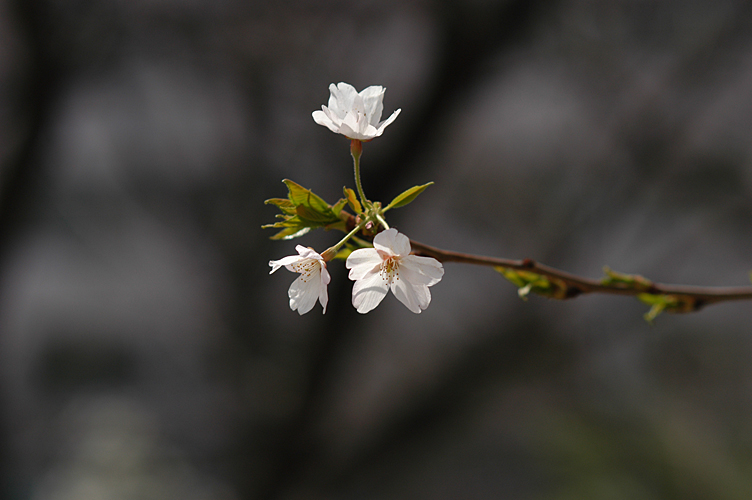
[296,205,337,223]
[331,197,348,217]
[264,198,298,215]
[601,267,653,291]
[344,187,362,214]
[494,267,569,300]
[263,179,351,240]
[267,226,312,241]
[283,179,331,213]
[384,182,434,211]
[637,293,697,324]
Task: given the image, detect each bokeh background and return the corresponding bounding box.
[1,0,752,499]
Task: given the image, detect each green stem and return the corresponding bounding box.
[350,139,369,208]
[375,213,390,230]
[322,216,370,261]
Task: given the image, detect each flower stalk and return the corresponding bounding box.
[322,215,372,261]
[350,139,369,210]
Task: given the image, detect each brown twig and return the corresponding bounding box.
[409,239,752,311]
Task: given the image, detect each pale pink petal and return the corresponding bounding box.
[401,255,444,285]
[391,229,412,257]
[327,83,345,114]
[324,105,345,125]
[359,85,385,125]
[288,270,321,315]
[312,109,340,133]
[361,123,380,139]
[346,248,381,280]
[350,93,367,122]
[399,262,438,287]
[391,279,428,313]
[318,267,330,314]
[372,228,398,255]
[341,111,361,136]
[352,269,389,314]
[296,245,321,260]
[375,109,401,135]
[320,265,331,285]
[335,82,358,113]
[268,254,303,274]
[373,228,410,257]
[414,284,431,310]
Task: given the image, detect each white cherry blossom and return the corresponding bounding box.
[312,82,401,141]
[346,228,444,314]
[269,246,330,315]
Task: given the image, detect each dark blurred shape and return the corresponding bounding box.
[0,1,751,499]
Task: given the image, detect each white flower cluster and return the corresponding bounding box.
[270,229,443,315]
[269,83,443,314]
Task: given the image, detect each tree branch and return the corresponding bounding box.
[409,239,752,312]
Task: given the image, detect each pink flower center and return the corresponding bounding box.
[291,259,320,283]
[379,256,401,284]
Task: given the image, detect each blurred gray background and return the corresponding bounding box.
[1,0,752,499]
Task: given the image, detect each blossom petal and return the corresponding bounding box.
[373,228,410,257]
[327,83,344,115]
[321,105,344,125]
[350,93,367,130]
[319,266,330,313]
[359,85,385,125]
[351,269,389,314]
[269,254,303,274]
[312,108,340,133]
[295,245,322,260]
[288,271,321,315]
[375,109,401,135]
[400,255,444,286]
[333,82,357,114]
[391,279,429,313]
[346,248,381,280]
[362,123,381,139]
[327,83,340,107]
[340,112,361,138]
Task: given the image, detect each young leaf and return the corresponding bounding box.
[331,197,348,217]
[494,267,569,300]
[263,179,351,240]
[602,267,653,291]
[265,225,312,240]
[384,182,434,211]
[344,187,362,214]
[296,205,337,223]
[637,293,697,323]
[283,179,331,213]
[264,198,297,215]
